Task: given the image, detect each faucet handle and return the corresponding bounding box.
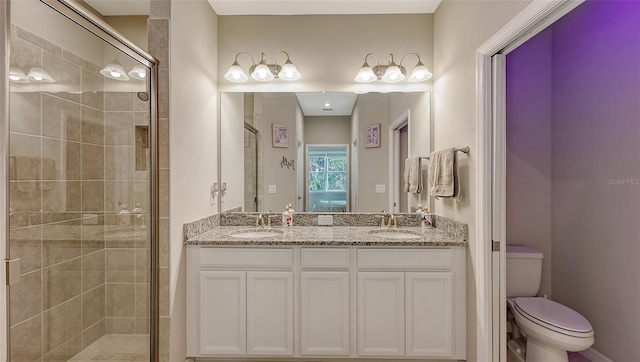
[267,215,277,227]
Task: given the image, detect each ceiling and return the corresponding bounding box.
[296,92,358,116]
[84,0,440,16]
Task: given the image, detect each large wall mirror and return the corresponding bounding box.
[219,91,432,214]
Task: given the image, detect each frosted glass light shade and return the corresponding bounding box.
[100,62,129,80]
[408,63,432,82]
[128,65,148,80]
[9,67,29,83]
[251,63,274,81]
[27,67,55,82]
[224,61,248,82]
[278,61,301,81]
[354,66,377,83]
[381,65,405,83]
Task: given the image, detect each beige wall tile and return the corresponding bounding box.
[82,181,104,212]
[9,226,42,274]
[159,267,170,317]
[9,181,42,222]
[82,285,105,329]
[81,68,104,110]
[82,106,105,145]
[43,334,82,362]
[136,317,150,334]
[10,90,42,135]
[158,69,169,119]
[104,224,136,248]
[82,218,105,255]
[41,139,81,181]
[42,94,82,141]
[159,169,169,217]
[10,315,42,361]
[105,145,135,181]
[105,317,136,334]
[106,284,135,317]
[135,283,149,318]
[148,19,169,69]
[106,248,136,283]
[158,118,169,169]
[159,218,169,268]
[42,220,82,267]
[43,258,81,310]
[105,92,135,112]
[82,319,105,349]
[42,181,81,213]
[82,143,105,180]
[159,316,170,362]
[10,35,41,78]
[82,250,105,291]
[105,181,135,215]
[42,296,82,354]
[16,27,62,56]
[42,50,81,103]
[135,248,150,283]
[10,271,42,326]
[105,111,135,145]
[9,133,41,180]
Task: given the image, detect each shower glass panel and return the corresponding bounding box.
[244,124,258,212]
[7,0,154,360]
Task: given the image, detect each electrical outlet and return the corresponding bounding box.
[375,184,386,193]
[268,185,277,194]
[318,215,333,226]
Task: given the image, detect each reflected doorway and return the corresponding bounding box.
[306,145,349,212]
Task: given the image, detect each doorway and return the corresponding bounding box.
[306,145,349,212]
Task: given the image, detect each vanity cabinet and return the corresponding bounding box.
[187,246,466,360]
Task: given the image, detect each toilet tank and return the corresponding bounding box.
[506,245,543,298]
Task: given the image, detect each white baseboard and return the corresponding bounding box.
[581,347,613,362]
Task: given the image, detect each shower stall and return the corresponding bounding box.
[1,0,159,360]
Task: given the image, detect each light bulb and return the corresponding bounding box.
[9,74,20,81]
[110,70,121,78]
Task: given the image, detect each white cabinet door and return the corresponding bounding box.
[300,272,350,356]
[246,271,294,356]
[199,271,246,356]
[357,272,405,357]
[406,272,453,357]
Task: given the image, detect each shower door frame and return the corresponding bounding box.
[0,0,160,360]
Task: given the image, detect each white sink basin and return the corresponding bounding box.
[369,230,421,239]
[230,229,283,239]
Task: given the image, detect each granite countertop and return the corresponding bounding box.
[186,226,467,247]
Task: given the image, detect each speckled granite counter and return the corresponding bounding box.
[186,226,467,247]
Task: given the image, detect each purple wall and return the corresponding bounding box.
[507,0,640,359]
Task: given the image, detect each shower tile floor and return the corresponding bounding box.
[69,335,149,361]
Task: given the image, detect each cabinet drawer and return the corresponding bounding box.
[301,248,350,269]
[357,249,452,270]
[199,248,293,268]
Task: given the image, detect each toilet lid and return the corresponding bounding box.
[514,297,593,334]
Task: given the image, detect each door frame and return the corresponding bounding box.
[388,110,409,213]
[305,144,350,212]
[475,0,584,360]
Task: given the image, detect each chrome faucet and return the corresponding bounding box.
[255,214,264,227]
[376,210,390,228]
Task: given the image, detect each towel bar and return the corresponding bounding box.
[420,146,470,161]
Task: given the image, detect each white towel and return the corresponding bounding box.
[404,156,422,194]
[429,148,460,198]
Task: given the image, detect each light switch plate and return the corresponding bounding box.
[268,185,277,194]
[375,184,386,193]
[318,215,333,226]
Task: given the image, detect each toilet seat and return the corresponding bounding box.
[512,297,594,338]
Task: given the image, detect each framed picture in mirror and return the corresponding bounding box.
[365,123,381,148]
[272,124,288,148]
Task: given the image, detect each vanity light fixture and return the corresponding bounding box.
[224,51,301,83]
[100,57,130,81]
[26,67,55,82]
[354,53,432,83]
[128,65,148,81]
[9,67,29,83]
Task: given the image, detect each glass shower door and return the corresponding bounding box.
[6,0,157,360]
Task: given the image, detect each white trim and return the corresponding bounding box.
[388,110,409,213]
[580,348,614,362]
[475,1,585,361]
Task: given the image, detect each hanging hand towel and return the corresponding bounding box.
[404,156,422,194]
[429,148,460,198]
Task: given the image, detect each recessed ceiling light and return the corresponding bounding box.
[324,103,331,107]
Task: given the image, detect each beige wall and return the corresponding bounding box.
[217,14,434,94]
[104,16,149,51]
[169,1,219,360]
[304,116,351,145]
[433,1,532,360]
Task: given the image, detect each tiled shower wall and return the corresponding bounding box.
[8,26,150,360]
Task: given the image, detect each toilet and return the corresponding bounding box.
[506,245,594,362]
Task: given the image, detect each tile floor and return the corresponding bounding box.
[68,334,149,361]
